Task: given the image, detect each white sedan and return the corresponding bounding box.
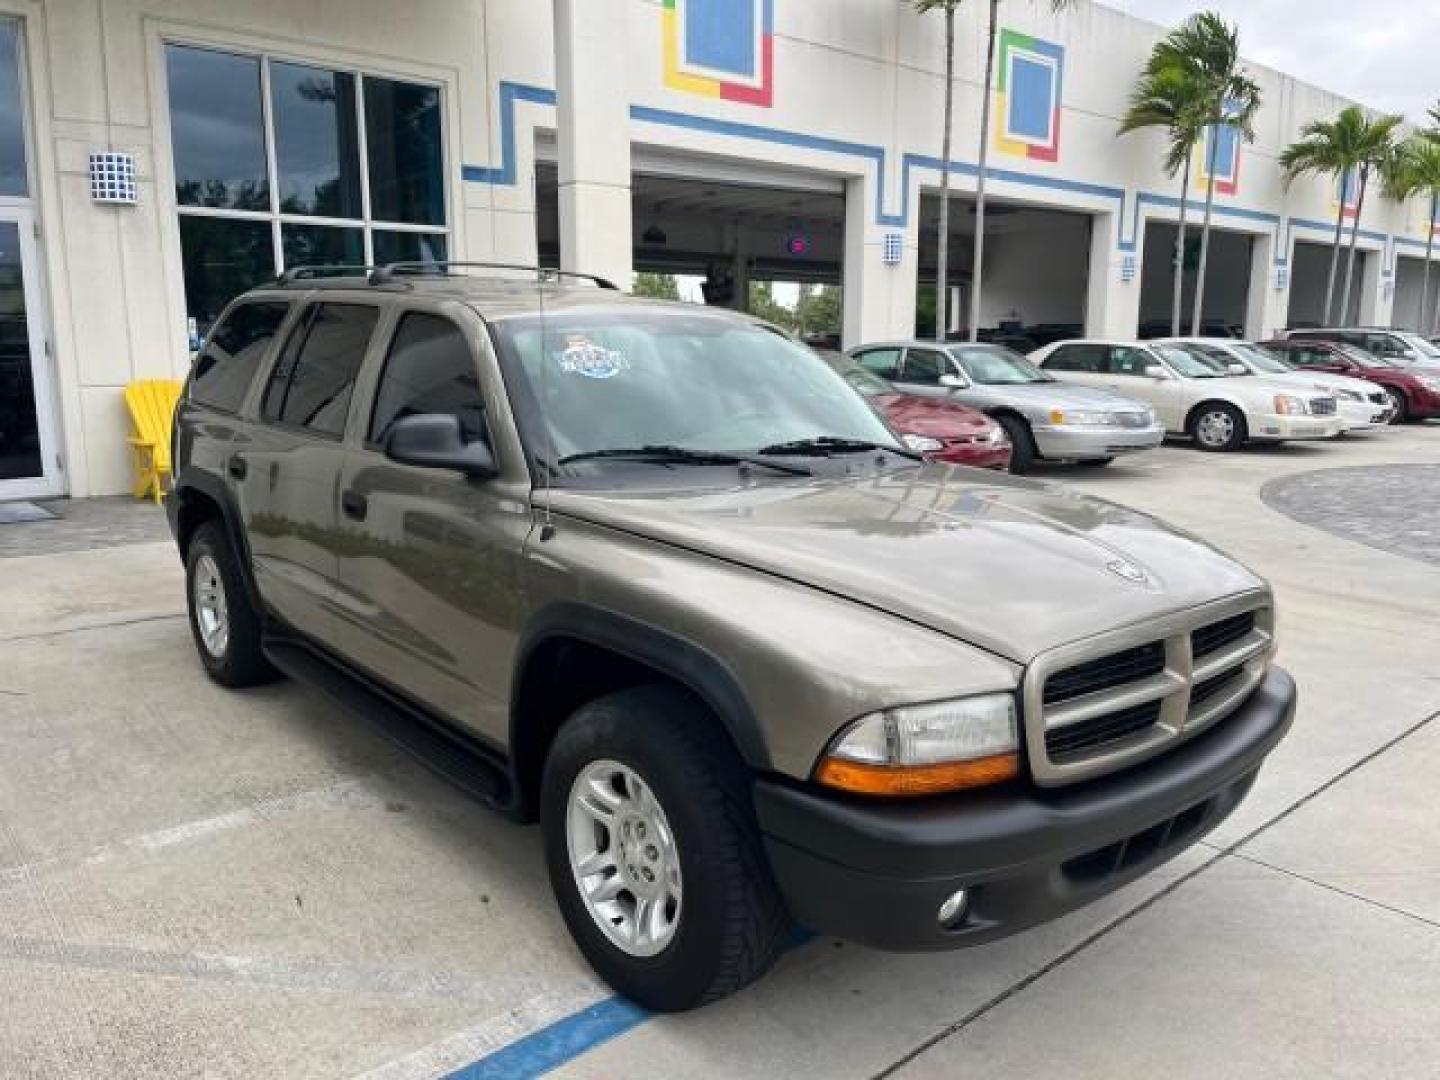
[1161,337,1394,433]
[1029,339,1345,452]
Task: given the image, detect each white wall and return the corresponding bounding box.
[978,218,1089,328]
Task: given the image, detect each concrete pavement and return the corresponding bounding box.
[1,425,1437,1078]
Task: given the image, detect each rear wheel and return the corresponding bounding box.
[541,685,789,1011]
[1385,386,1409,424]
[996,414,1037,474]
[1190,403,1247,452]
[185,522,277,687]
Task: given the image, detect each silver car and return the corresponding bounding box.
[848,341,1165,472]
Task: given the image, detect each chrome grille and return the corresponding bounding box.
[1023,595,1274,787]
[1310,397,1337,416]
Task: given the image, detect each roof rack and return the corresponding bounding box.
[275,264,377,285]
[367,261,620,290]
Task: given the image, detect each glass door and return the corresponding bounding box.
[0,206,60,499]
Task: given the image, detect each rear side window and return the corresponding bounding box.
[1044,344,1102,372]
[369,313,486,444]
[854,347,900,379]
[1105,346,1151,376]
[190,302,289,413]
[261,303,379,437]
[903,347,950,385]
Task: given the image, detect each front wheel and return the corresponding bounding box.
[996,414,1037,474]
[1190,404,1247,452]
[541,686,789,1011]
[1385,386,1409,424]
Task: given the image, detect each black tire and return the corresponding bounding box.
[996,414,1037,473]
[541,685,789,1011]
[1385,386,1409,424]
[185,521,277,687]
[1074,457,1114,468]
[1189,402,1247,452]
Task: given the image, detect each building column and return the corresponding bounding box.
[842,176,917,348]
[1245,229,1287,340]
[554,0,633,286]
[1084,210,1140,339]
[1359,244,1394,326]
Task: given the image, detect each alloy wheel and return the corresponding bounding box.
[192,554,230,658]
[1196,409,1235,449]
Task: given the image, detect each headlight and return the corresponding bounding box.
[1049,409,1114,426]
[814,693,1020,796]
[1273,394,1308,415]
[987,424,1009,445]
[901,433,944,452]
[1419,376,1440,393]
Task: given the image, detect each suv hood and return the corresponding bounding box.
[545,467,1264,664]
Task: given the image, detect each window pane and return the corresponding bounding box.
[372,230,448,268]
[0,21,26,197]
[190,301,290,413]
[272,63,361,218]
[265,303,378,436]
[369,313,483,443]
[903,349,947,384]
[365,77,444,225]
[281,223,363,272]
[0,220,40,479]
[166,46,269,210]
[855,347,900,379]
[178,215,275,334]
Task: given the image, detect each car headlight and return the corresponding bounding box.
[1049,409,1114,426]
[814,693,1020,796]
[1419,376,1440,393]
[1273,394,1308,415]
[901,433,944,452]
[988,424,1009,445]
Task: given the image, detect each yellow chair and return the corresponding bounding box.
[125,378,182,504]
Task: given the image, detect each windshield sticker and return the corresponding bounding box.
[557,336,629,379]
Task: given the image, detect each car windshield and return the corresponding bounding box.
[1337,343,1396,368]
[949,345,1051,384]
[1229,343,1293,375]
[1155,344,1227,378]
[1393,331,1440,359]
[491,308,904,474]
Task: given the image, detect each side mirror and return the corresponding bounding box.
[939,372,970,389]
[384,413,497,479]
[1143,364,1169,380]
[1227,363,1249,376]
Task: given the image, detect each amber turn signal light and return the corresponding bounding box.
[815,752,1020,797]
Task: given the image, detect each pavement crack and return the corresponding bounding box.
[871,705,1440,1079]
[0,611,185,644]
[1222,850,1440,932]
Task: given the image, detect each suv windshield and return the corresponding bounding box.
[949,345,1051,384]
[1155,344,1227,378]
[491,308,904,475]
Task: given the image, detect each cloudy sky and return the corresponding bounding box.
[1101,0,1440,123]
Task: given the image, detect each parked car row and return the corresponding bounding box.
[836,326,1436,473]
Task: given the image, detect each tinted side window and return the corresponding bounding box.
[191,301,289,413]
[903,348,950,385]
[1106,346,1150,376]
[1045,344,1101,372]
[261,303,378,436]
[855,347,900,380]
[369,313,485,444]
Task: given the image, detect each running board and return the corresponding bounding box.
[263,636,515,810]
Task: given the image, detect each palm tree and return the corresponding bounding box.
[1384,136,1440,335]
[1280,106,1404,326]
[1142,13,1260,336]
[966,0,1077,342]
[1118,60,1208,336]
[1338,115,1404,325]
[914,0,962,341]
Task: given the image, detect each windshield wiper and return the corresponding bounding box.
[757,436,923,460]
[556,444,812,476]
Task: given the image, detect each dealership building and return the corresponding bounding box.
[0,0,1436,499]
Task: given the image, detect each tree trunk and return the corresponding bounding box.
[1172,154,1192,338]
[1421,191,1436,336]
[1189,126,1221,335]
[967,0,1000,343]
[1323,168,1347,324]
[935,7,955,342]
[1339,165,1368,326]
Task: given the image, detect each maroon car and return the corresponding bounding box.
[827,358,1012,470]
[1261,339,1440,422]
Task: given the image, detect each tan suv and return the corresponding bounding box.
[168,264,1296,1011]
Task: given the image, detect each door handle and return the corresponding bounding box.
[341,489,368,521]
[227,456,248,480]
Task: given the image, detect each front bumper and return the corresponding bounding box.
[1032,423,1166,462]
[1337,399,1392,432]
[1249,414,1345,440]
[755,666,1295,952]
[933,442,1012,470]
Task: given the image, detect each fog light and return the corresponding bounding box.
[937,888,968,927]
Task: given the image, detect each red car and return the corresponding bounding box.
[1261,339,1440,422]
[828,358,1012,470]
